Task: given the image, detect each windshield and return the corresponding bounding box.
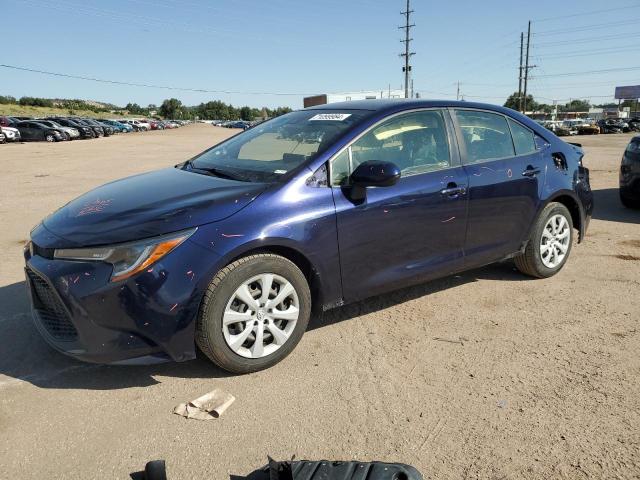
[190,109,368,182]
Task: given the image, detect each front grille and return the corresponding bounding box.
[26,268,78,341]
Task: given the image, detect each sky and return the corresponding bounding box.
[1,0,639,109]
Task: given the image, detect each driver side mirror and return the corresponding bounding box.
[351,160,401,187]
[345,160,401,203]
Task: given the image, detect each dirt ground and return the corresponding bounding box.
[0,125,638,479]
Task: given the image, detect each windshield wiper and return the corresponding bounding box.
[183,161,249,182]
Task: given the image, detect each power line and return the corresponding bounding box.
[534,31,640,47]
[532,3,640,23]
[533,66,640,78]
[534,18,640,36]
[534,45,640,59]
[0,63,313,96]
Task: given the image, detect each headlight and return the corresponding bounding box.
[54,228,196,282]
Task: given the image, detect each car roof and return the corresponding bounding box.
[305,98,510,113]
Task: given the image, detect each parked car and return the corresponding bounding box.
[118,120,140,131]
[36,120,80,140]
[0,129,5,144]
[541,121,570,137]
[620,135,640,208]
[612,118,631,132]
[1,125,21,142]
[14,121,64,142]
[577,123,600,135]
[99,119,129,133]
[129,119,151,131]
[23,100,593,373]
[0,115,20,127]
[146,119,164,130]
[72,118,104,137]
[45,117,95,139]
[93,119,121,134]
[561,120,579,136]
[598,119,623,134]
[79,118,112,136]
[626,117,640,132]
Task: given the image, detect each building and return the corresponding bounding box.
[303,89,405,108]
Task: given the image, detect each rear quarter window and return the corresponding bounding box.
[508,118,536,155]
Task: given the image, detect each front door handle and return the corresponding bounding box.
[522,167,541,177]
[440,184,467,197]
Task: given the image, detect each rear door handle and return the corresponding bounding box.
[522,167,541,177]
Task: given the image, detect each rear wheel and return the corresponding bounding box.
[514,202,574,278]
[196,254,311,374]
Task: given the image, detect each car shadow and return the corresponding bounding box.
[591,187,640,224]
[0,281,231,391]
[308,261,527,331]
[0,262,527,391]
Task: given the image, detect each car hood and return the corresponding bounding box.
[41,167,268,248]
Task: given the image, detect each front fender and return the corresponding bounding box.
[189,175,342,310]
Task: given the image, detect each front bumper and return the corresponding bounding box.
[24,234,223,364]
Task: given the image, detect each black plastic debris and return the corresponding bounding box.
[130,460,167,480]
[238,458,423,480]
[134,458,423,480]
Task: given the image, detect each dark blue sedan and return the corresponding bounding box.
[24,100,593,373]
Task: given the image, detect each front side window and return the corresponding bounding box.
[331,110,451,185]
[192,110,367,183]
[455,110,515,164]
[508,118,536,155]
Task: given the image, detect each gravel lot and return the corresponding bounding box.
[0,125,638,479]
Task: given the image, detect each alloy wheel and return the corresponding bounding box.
[540,214,570,268]
[222,273,299,359]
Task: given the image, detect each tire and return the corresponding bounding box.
[45,134,55,142]
[620,191,640,209]
[196,254,311,374]
[514,202,574,278]
[64,133,70,141]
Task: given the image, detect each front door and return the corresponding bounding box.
[330,109,469,302]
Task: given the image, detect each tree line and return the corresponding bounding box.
[0,94,293,120]
[504,92,637,114]
[155,98,292,121]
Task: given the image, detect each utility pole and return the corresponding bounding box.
[399,0,415,99]
[518,32,524,112]
[456,81,460,101]
[522,21,536,114]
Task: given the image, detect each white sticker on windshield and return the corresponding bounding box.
[309,113,352,121]
[274,169,288,174]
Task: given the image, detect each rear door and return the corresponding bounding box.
[452,109,545,267]
[331,108,469,301]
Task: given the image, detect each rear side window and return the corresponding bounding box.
[455,110,515,163]
[508,118,536,155]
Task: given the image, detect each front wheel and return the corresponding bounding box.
[514,202,574,278]
[196,254,311,374]
[45,134,56,142]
